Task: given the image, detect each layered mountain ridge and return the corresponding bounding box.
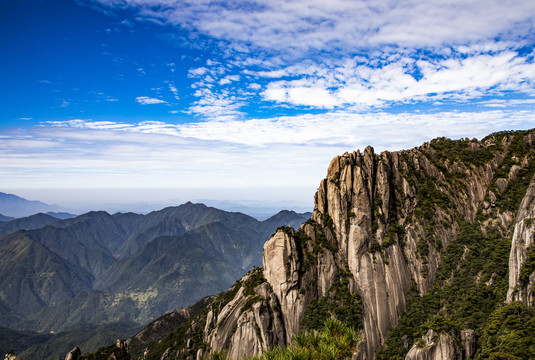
[0,202,311,358]
[0,192,66,218]
[131,129,535,360]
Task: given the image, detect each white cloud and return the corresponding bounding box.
[42,109,535,147]
[188,88,244,120]
[135,96,167,105]
[227,75,240,82]
[2,111,532,207]
[95,0,535,55]
[173,110,535,148]
[188,67,209,77]
[168,83,180,100]
[218,75,240,86]
[263,82,340,108]
[203,75,215,83]
[58,100,70,108]
[93,0,535,114]
[478,98,535,107]
[0,124,329,192]
[44,119,135,131]
[257,48,535,108]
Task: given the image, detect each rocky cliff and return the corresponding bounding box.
[506,180,535,305]
[405,329,461,360]
[90,129,535,360]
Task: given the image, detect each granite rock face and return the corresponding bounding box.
[64,347,80,360]
[405,330,461,360]
[303,144,494,358]
[460,329,476,359]
[507,179,535,305]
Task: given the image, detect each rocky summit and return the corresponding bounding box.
[119,129,535,360]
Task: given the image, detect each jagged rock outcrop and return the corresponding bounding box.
[116,339,127,352]
[262,228,338,343]
[405,330,461,360]
[299,143,495,358]
[200,269,286,359]
[64,347,80,360]
[460,329,475,359]
[137,130,535,360]
[3,352,22,360]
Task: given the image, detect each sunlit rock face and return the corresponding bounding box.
[405,330,461,360]
[507,180,535,305]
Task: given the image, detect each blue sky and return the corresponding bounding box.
[1,0,535,212]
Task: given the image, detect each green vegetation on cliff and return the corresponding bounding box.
[377,129,535,360]
[80,344,129,360]
[302,270,363,332]
[478,301,535,359]
[255,318,359,360]
[376,220,512,359]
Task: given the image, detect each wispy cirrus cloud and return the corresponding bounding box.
[94,0,535,54]
[479,99,535,108]
[189,88,245,120]
[168,82,180,100]
[135,96,167,105]
[43,109,535,147]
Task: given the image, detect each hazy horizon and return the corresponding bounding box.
[1,187,315,218]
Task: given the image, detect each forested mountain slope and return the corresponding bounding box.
[0,203,310,359]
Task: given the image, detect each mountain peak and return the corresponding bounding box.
[0,192,64,218]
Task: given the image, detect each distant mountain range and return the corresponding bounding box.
[0,201,311,358]
[0,192,72,218]
[0,214,14,222]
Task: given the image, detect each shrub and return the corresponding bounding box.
[252,318,359,360]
